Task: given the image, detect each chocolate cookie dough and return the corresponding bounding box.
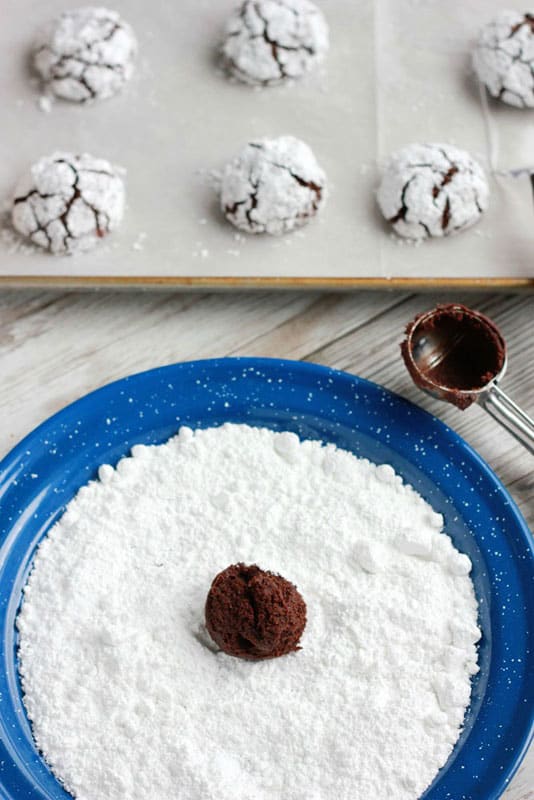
[473,11,534,108]
[377,143,489,241]
[33,6,137,102]
[205,563,307,660]
[221,135,327,235]
[12,152,125,255]
[222,0,329,86]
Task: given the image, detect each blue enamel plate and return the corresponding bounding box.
[0,358,532,800]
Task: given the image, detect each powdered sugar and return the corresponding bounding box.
[18,423,480,800]
[221,136,326,235]
[377,143,489,240]
[473,11,534,108]
[222,0,329,86]
[33,6,137,102]
[11,152,125,255]
[37,94,53,113]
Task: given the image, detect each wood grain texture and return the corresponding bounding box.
[0,289,532,798]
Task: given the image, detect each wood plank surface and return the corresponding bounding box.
[0,289,532,798]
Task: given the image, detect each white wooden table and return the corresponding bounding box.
[0,289,532,798]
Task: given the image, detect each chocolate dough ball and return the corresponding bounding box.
[33,6,137,103]
[473,11,534,108]
[205,563,306,660]
[12,152,125,255]
[221,135,327,235]
[377,143,488,240]
[222,0,329,86]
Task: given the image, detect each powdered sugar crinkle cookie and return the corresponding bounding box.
[377,143,489,241]
[222,0,329,86]
[12,152,125,255]
[33,6,137,102]
[473,11,534,108]
[221,135,327,235]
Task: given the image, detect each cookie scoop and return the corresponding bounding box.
[402,303,534,453]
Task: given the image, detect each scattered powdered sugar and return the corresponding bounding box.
[197,167,223,191]
[473,11,534,108]
[11,152,125,255]
[192,242,210,258]
[33,6,137,103]
[18,423,480,800]
[221,135,327,235]
[132,231,147,251]
[222,0,329,86]
[37,94,53,113]
[377,143,489,240]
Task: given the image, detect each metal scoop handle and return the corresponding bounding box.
[479,383,534,455]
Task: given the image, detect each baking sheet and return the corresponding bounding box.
[0,0,533,287]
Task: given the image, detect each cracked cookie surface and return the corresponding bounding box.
[12,152,125,255]
[221,135,327,235]
[33,6,137,102]
[377,143,488,241]
[473,10,534,108]
[222,0,328,86]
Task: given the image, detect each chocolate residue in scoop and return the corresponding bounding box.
[401,304,506,410]
[205,563,306,660]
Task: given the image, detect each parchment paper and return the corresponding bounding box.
[1,0,532,283]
